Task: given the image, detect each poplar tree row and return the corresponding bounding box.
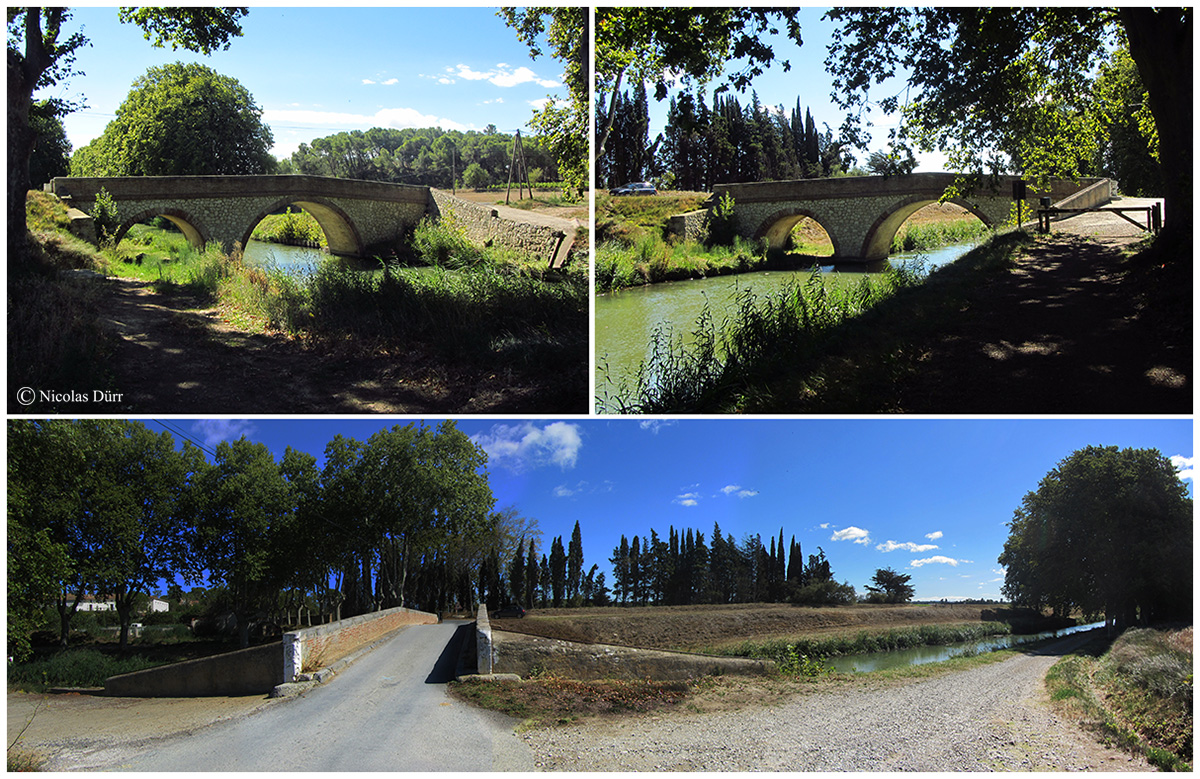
[495,521,609,609]
[598,83,854,191]
[609,523,855,607]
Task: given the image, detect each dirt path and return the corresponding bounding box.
[520,634,1150,771]
[895,202,1189,413]
[79,277,578,414]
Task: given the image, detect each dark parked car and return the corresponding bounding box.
[494,604,526,618]
[609,181,657,196]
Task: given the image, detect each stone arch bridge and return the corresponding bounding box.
[671,173,1111,261]
[46,174,577,267]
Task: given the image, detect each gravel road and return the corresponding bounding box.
[521,633,1151,772]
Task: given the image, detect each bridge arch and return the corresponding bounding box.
[241,197,364,257]
[755,207,844,256]
[861,196,992,260]
[116,208,211,251]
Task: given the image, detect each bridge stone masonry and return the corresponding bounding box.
[46,174,576,267]
[670,172,1110,261]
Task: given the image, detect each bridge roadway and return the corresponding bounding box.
[100,621,533,771]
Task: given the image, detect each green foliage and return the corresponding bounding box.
[776,646,831,677]
[999,446,1192,626]
[599,261,926,413]
[890,219,989,253]
[251,208,326,248]
[704,192,738,247]
[89,187,120,243]
[7,648,163,692]
[865,567,915,603]
[28,100,72,187]
[462,162,491,190]
[410,215,484,269]
[71,61,273,176]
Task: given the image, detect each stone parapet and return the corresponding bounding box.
[283,606,438,679]
[428,189,572,266]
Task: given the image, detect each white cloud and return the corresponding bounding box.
[1171,455,1194,481]
[382,78,398,86]
[448,63,560,89]
[191,419,256,449]
[639,420,677,434]
[926,530,943,540]
[910,555,973,568]
[264,107,468,133]
[528,97,564,110]
[819,523,831,529]
[553,480,613,499]
[674,492,700,507]
[876,540,939,553]
[831,526,871,545]
[362,78,377,85]
[471,422,582,473]
[720,484,759,499]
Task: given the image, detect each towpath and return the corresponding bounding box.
[521,632,1151,771]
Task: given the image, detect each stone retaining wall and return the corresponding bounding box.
[490,629,775,681]
[428,189,570,266]
[284,606,438,679]
[104,642,283,697]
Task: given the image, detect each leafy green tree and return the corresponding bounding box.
[999,445,1192,629]
[594,8,803,165]
[8,7,248,266]
[567,520,584,602]
[462,161,490,190]
[72,61,273,176]
[85,422,203,650]
[1092,45,1162,197]
[196,437,291,647]
[825,7,1191,255]
[27,101,71,187]
[865,567,916,603]
[499,7,588,195]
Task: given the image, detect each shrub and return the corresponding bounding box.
[90,187,120,243]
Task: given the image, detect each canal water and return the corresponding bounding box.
[595,241,980,395]
[826,621,1106,673]
[242,240,338,275]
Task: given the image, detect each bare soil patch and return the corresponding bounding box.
[44,276,585,414]
[450,188,589,222]
[491,602,1014,653]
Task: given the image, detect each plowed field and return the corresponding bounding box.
[491,602,1022,652]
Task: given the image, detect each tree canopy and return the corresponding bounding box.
[499,7,588,195]
[998,445,1192,629]
[594,8,803,165]
[825,7,1191,252]
[7,7,249,266]
[865,567,915,603]
[71,62,274,177]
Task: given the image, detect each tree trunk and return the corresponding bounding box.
[7,9,57,269]
[1120,8,1193,255]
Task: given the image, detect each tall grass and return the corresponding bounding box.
[595,236,767,293]
[598,261,926,413]
[709,622,1013,663]
[1046,627,1192,770]
[8,648,164,692]
[891,219,990,253]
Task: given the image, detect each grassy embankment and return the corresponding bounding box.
[10,193,588,404]
[1045,626,1192,770]
[599,227,1033,414]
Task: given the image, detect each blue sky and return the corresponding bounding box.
[38,7,570,160]
[634,7,949,172]
[149,417,1193,603]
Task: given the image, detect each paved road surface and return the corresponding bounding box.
[99,621,532,771]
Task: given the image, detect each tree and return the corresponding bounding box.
[196,437,290,647]
[826,7,1191,256]
[594,8,803,166]
[462,161,490,190]
[8,7,248,266]
[72,61,273,177]
[865,567,915,603]
[499,7,588,195]
[27,101,71,187]
[999,445,1192,630]
[567,520,584,602]
[1092,44,1162,197]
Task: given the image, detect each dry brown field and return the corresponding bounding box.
[491,602,1014,653]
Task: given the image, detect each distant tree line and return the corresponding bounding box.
[605,524,856,607]
[597,83,855,191]
[279,126,560,191]
[6,419,540,660]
